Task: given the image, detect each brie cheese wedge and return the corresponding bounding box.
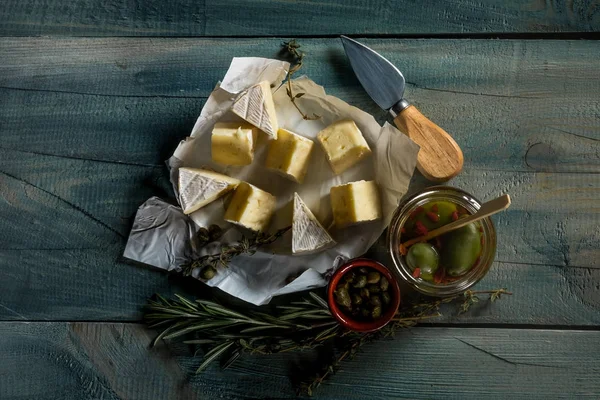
[178,168,240,214]
[231,81,279,139]
[292,193,335,254]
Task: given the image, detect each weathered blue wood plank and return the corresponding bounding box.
[0,38,598,322]
[1,38,598,172]
[1,323,599,399]
[1,0,599,36]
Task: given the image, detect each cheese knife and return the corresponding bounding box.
[341,36,464,182]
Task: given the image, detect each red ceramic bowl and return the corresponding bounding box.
[327,258,401,332]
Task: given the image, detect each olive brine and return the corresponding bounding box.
[401,200,484,284]
[334,268,392,321]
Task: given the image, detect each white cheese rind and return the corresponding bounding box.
[231,81,279,139]
[292,193,336,254]
[178,168,240,214]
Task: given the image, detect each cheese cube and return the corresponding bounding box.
[224,182,276,232]
[330,180,382,228]
[231,81,279,140]
[317,119,372,175]
[178,168,240,214]
[265,129,314,183]
[211,122,258,166]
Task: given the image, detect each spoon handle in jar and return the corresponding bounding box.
[401,194,511,250]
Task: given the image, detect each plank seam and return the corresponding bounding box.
[0,85,208,100]
[0,169,126,239]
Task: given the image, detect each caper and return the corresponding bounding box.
[351,294,363,306]
[366,271,381,284]
[358,267,368,274]
[372,306,382,319]
[370,295,382,307]
[342,271,356,284]
[367,284,380,294]
[382,292,391,305]
[352,275,367,288]
[197,227,210,244]
[380,276,389,291]
[361,308,370,318]
[334,287,351,308]
[200,265,216,280]
[360,288,370,299]
[208,224,222,241]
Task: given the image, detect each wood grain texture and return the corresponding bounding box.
[1,322,599,399]
[1,38,598,172]
[0,38,598,322]
[1,0,599,36]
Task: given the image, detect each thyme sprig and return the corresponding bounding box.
[145,287,510,395]
[281,40,320,120]
[182,226,290,278]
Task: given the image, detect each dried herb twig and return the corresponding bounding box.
[182,226,290,279]
[281,40,320,120]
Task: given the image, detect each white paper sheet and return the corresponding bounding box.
[125,57,419,305]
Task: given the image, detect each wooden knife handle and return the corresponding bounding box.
[394,105,464,182]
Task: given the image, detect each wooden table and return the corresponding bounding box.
[1,1,599,399]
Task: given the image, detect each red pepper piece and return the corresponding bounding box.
[399,244,408,256]
[414,221,428,236]
[409,206,424,220]
[412,268,421,278]
[451,211,459,221]
[401,227,406,234]
[431,204,439,213]
[435,236,443,250]
[426,211,440,222]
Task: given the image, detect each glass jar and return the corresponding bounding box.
[387,186,497,297]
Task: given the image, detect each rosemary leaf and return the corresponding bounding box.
[196,342,235,374]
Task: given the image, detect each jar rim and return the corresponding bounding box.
[387,186,497,297]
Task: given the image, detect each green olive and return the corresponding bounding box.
[366,271,381,284]
[441,222,482,277]
[403,201,459,236]
[334,287,351,308]
[379,276,389,291]
[406,243,440,282]
[352,275,367,288]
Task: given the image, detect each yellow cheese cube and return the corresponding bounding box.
[224,182,276,232]
[317,119,372,175]
[211,122,258,166]
[330,180,382,228]
[265,129,314,183]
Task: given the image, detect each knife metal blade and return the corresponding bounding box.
[340,35,409,115]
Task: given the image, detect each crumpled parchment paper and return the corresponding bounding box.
[124,57,419,305]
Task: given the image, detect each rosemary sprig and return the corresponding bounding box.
[144,288,510,396]
[281,40,320,120]
[182,226,290,278]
